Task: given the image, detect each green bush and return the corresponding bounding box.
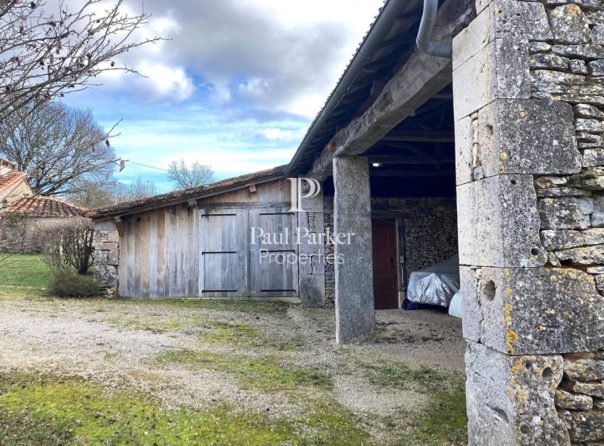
[48,270,100,298]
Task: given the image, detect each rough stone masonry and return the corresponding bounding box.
[453,0,604,444]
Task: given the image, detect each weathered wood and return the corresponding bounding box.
[249,208,298,297]
[116,178,297,298]
[148,210,158,297]
[370,169,454,177]
[381,131,454,142]
[157,209,166,297]
[368,154,455,164]
[330,0,474,158]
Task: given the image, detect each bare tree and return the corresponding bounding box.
[69,176,157,208]
[168,159,214,189]
[0,0,159,122]
[0,101,116,195]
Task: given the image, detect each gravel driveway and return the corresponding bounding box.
[0,289,466,444]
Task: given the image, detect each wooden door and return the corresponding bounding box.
[249,208,298,297]
[372,219,399,309]
[199,208,248,297]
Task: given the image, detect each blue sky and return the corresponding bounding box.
[62,0,385,192]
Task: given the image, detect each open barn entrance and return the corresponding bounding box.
[322,84,458,316]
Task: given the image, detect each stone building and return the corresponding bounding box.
[91,0,604,443]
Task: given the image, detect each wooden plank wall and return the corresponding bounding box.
[117,179,292,297]
[119,205,200,297]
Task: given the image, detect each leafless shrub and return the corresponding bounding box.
[39,217,94,274]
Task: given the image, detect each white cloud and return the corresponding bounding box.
[258,128,304,142]
[137,61,194,101]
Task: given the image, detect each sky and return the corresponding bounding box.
[61,0,386,192]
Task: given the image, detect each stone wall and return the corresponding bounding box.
[528,4,604,442]
[373,197,458,280]
[93,220,119,296]
[454,0,604,443]
[323,197,335,304]
[323,196,458,305]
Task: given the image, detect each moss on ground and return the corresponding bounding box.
[200,319,304,351]
[155,349,331,391]
[0,373,369,446]
[111,297,292,315]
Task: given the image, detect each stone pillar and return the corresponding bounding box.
[333,156,375,343]
[93,219,120,296]
[298,182,326,306]
[454,0,604,444]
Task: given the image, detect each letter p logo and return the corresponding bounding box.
[288,177,321,212]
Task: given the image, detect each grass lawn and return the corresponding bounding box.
[0,263,468,445]
[0,253,51,288]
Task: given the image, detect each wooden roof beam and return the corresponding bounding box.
[330,0,474,158]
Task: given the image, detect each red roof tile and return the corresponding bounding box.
[2,195,87,218]
[0,171,27,195]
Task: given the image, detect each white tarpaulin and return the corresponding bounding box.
[406,256,460,307]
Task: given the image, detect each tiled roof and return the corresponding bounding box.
[0,171,27,195]
[2,195,87,218]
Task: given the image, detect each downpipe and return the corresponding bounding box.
[416,0,452,58]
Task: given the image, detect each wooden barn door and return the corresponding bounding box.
[372,219,399,309]
[249,208,298,297]
[199,208,249,297]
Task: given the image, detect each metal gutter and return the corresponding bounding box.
[416,0,452,58]
[286,0,412,175]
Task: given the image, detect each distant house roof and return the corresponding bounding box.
[88,165,288,219]
[0,171,28,196]
[2,196,87,218]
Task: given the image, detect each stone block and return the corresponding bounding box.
[560,410,604,443]
[332,157,371,217]
[465,343,568,446]
[556,245,604,265]
[593,196,604,227]
[529,42,551,54]
[454,113,475,185]
[548,4,591,44]
[577,131,602,148]
[552,44,604,59]
[95,264,117,288]
[541,228,604,250]
[564,358,604,381]
[461,266,604,354]
[453,38,529,120]
[529,53,569,70]
[593,25,604,44]
[576,117,604,133]
[536,187,591,198]
[106,248,119,266]
[459,99,581,182]
[453,0,551,71]
[538,197,594,229]
[590,59,604,77]
[457,175,547,268]
[584,149,604,167]
[531,70,586,95]
[596,275,604,293]
[569,59,588,75]
[568,381,604,399]
[541,229,585,250]
[555,389,593,410]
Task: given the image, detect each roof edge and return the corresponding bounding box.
[286,0,409,175]
[88,165,289,219]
